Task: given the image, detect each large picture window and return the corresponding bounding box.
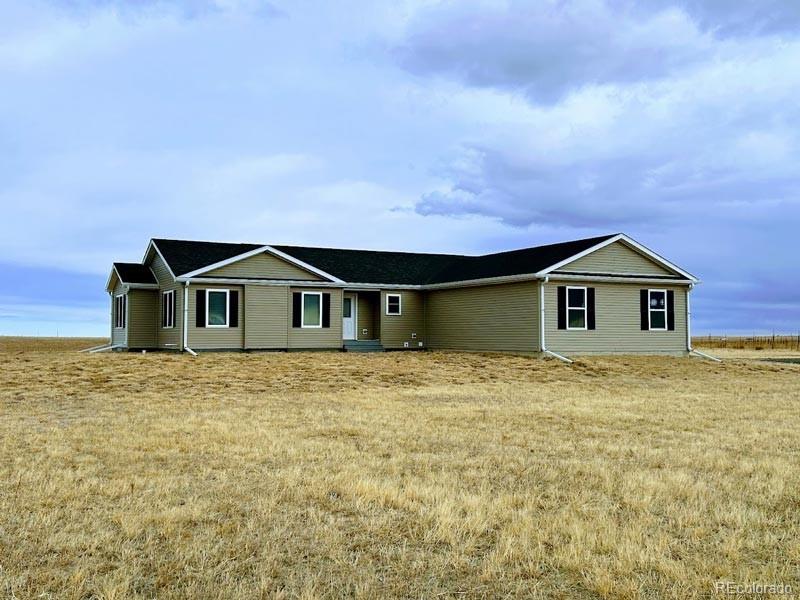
[114,294,126,328]
[302,292,322,328]
[206,289,229,327]
[386,293,402,315]
[162,290,175,329]
[566,286,587,330]
[648,289,667,330]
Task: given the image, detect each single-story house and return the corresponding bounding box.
[104,233,700,357]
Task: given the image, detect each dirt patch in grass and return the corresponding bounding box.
[1,338,799,598]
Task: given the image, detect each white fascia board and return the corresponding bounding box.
[546,274,694,285]
[180,277,411,289]
[142,240,177,280]
[126,283,160,290]
[177,245,345,283]
[105,266,120,292]
[536,233,699,283]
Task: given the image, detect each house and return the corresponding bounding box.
[104,233,700,357]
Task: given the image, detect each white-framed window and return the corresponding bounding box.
[386,293,402,316]
[566,286,587,330]
[206,289,230,328]
[648,289,667,331]
[301,291,323,328]
[162,290,175,329]
[114,294,126,329]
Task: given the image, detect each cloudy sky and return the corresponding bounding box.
[0,0,798,336]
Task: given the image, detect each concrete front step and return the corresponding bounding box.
[343,340,385,352]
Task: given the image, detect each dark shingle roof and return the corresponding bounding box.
[152,238,263,276]
[146,233,619,284]
[113,262,157,284]
[269,245,464,285]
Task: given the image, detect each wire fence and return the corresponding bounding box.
[693,335,800,350]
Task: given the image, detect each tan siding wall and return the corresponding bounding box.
[559,241,672,276]
[206,252,322,280]
[288,288,343,349]
[150,253,183,349]
[380,290,426,349]
[244,285,289,349]
[545,282,687,354]
[187,284,245,350]
[356,293,380,340]
[111,281,127,346]
[425,282,539,352]
[127,289,158,348]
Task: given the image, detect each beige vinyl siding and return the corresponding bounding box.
[545,282,687,354]
[425,282,538,352]
[187,284,245,350]
[150,252,183,349]
[380,290,425,349]
[244,285,289,349]
[127,289,158,348]
[288,288,343,349]
[205,252,322,280]
[558,241,673,276]
[111,280,127,347]
[356,293,380,340]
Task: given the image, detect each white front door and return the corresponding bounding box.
[342,294,356,340]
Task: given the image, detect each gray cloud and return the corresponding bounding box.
[639,1,800,37]
[396,0,712,104]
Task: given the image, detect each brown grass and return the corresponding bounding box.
[1,337,799,599]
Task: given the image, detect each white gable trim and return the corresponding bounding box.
[178,245,344,282]
[536,234,699,283]
[142,240,178,281]
[105,266,120,292]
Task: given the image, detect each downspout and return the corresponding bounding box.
[539,276,573,364]
[685,283,721,362]
[183,281,197,356]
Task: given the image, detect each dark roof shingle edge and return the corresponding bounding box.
[113,262,157,285]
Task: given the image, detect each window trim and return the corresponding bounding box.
[648,288,668,331]
[386,293,402,316]
[301,291,323,328]
[162,290,175,329]
[114,294,126,329]
[566,286,587,331]
[205,288,230,328]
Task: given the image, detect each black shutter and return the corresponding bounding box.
[640,289,649,330]
[557,286,566,330]
[196,289,206,328]
[587,287,596,330]
[292,292,301,328]
[322,293,331,328]
[122,295,126,328]
[162,294,167,328]
[229,291,239,327]
[667,290,675,331]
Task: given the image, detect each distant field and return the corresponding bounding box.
[694,334,800,350]
[1,338,799,599]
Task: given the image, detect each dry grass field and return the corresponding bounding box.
[1,337,799,599]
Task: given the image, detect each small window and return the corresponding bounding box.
[302,292,322,328]
[386,294,402,316]
[206,289,229,327]
[648,289,667,330]
[566,286,587,330]
[162,290,175,329]
[343,297,352,318]
[114,294,127,328]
